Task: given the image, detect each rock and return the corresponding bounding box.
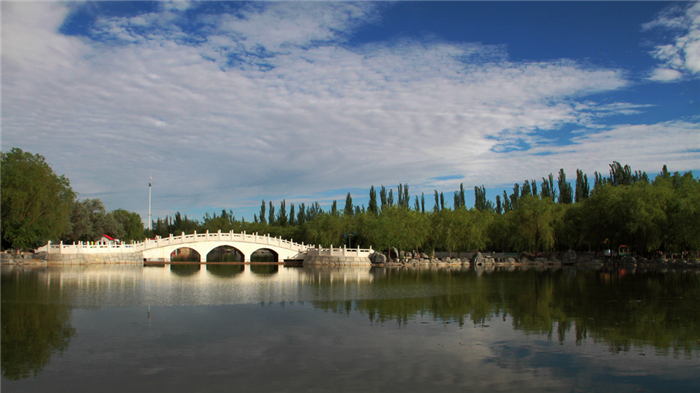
[369,252,387,264]
[421,253,430,259]
[472,252,485,265]
[561,250,576,265]
[622,255,637,265]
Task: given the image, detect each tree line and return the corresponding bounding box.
[3,148,698,257]
[150,162,699,258]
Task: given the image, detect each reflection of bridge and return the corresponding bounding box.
[40,231,374,263]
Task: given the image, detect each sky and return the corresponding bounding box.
[2,1,700,224]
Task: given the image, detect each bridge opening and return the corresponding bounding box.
[207,246,244,262]
[207,264,244,277]
[170,264,200,276]
[171,247,201,262]
[250,249,278,262]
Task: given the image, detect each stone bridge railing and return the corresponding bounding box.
[305,245,374,258]
[37,230,309,255]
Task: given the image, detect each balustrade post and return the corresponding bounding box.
[217,230,221,240]
[60,241,64,254]
[343,245,347,256]
[181,232,185,243]
[330,245,333,256]
[357,245,360,256]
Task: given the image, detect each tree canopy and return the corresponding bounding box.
[1,149,75,250]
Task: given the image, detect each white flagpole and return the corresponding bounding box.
[148,176,152,231]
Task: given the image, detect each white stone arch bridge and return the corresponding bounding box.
[42,231,310,262]
[143,231,308,262]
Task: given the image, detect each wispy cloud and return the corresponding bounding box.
[643,2,700,81]
[2,2,697,220]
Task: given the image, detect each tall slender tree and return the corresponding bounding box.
[558,169,573,204]
[368,186,378,215]
[344,193,354,216]
[260,200,267,225]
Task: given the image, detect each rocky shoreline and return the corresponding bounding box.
[369,250,700,270]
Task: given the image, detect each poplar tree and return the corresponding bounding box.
[260,200,267,225]
[380,185,388,210]
[297,202,306,225]
[558,169,573,204]
[368,186,378,215]
[575,169,589,203]
[268,201,275,225]
[344,193,353,216]
[277,200,288,226]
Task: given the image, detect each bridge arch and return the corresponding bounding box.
[171,247,201,262]
[207,245,244,262]
[250,248,278,262]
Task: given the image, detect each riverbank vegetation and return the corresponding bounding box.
[149,162,699,258]
[2,148,698,257]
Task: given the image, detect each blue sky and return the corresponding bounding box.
[3,1,699,223]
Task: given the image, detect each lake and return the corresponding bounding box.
[2,264,699,392]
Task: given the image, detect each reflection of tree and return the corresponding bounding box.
[206,264,244,278]
[250,264,278,275]
[1,268,75,380]
[170,264,201,276]
[312,268,700,355]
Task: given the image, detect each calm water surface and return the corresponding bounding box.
[2,264,699,392]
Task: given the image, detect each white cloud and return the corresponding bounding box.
[644,2,700,81]
[648,68,683,82]
[2,2,697,220]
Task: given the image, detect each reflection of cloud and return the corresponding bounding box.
[2,2,697,219]
[644,2,700,81]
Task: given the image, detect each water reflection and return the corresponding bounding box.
[206,263,244,278]
[1,267,75,381]
[249,264,278,275]
[169,263,200,277]
[2,264,698,389]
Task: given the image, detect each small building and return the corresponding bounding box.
[99,235,120,244]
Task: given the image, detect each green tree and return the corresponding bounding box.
[109,209,145,242]
[575,169,589,203]
[508,195,560,253]
[259,200,267,225]
[66,199,121,242]
[558,169,573,204]
[368,186,378,215]
[344,192,354,216]
[1,149,75,250]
